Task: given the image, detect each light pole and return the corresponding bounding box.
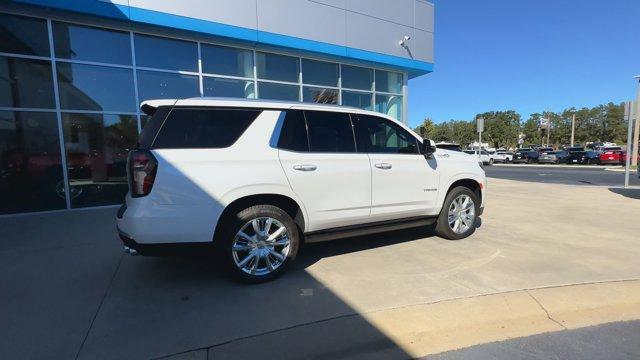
[624,75,640,188]
[632,75,640,168]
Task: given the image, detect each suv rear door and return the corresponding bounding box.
[352,114,440,220]
[277,110,371,231]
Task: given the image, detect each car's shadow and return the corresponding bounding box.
[608,187,640,200]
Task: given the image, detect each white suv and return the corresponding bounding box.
[117,98,486,282]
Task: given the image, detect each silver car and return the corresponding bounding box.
[538,151,561,164]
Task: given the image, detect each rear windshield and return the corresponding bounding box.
[151,107,261,149]
[516,148,532,152]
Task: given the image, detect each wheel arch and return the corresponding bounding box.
[213,193,306,243]
[438,174,484,210]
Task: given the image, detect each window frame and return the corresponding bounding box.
[352,114,420,155]
[303,110,358,154]
[149,106,262,150]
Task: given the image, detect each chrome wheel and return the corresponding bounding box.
[447,194,475,234]
[232,217,291,276]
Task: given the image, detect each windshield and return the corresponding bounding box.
[516,148,531,152]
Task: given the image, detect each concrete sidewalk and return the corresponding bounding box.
[1,179,639,359]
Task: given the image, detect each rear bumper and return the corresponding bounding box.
[117,226,213,256]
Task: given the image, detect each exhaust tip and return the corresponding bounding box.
[123,246,139,256]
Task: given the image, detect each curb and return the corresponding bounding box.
[160,279,640,360]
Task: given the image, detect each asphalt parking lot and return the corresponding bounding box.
[486,164,640,187]
[1,175,639,359]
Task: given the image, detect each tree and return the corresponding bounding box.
[413,117,435,139]
[475,111,520,148]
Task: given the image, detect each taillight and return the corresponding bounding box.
[128,150,157,197]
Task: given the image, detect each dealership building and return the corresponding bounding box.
[0,0,434,215]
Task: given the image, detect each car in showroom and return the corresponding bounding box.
[116,98,487,283]
[512,148,539,163]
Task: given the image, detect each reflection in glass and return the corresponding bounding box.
[57,63,136,112]
[341,65,373,91]
[256,52,299,83]
[136,70,199,103]
[62,113,137,207]
[0,56,55,109]
[375,70,403,94]
[342,91,372,110]
[0,111,65,214]
[375,94,403,121]
[53,22,132,65]
[257,82,299,101]
[302,59,338,87]
[303,87,338,104]
[201,44,253,77]
[203,77,255,98]
[134,34,197,71]
[140,115,150,130]
[0,13,50,56]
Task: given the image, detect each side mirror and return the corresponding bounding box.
[422,139,436,158]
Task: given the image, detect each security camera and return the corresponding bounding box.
[399,35,411,47]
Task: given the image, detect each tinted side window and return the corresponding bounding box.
[278,110,309,152]
[304,111,355,153]
[352,115,419,154]
[137,106,171,148]
[152,108,260,149]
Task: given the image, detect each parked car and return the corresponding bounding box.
[487,150,508,163]
[538,151,565,164]
[583,150,600,164]
[512,148,539,163]
[435,142,462,152]
[621,151,640,166]
[537,147,554,155]
[463,149,492,165]
[598,150,623,165]
[496,150,513,163]
[562,147,586,164]
[116,98,487,283]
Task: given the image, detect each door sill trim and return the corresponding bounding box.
[304,216,436,243]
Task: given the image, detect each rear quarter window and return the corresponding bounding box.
[137,106,171,149]
[152,107,261,149]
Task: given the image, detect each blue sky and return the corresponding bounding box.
[408,0,640,127]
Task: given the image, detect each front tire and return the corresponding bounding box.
[218,205,300,283]
[435,187,480,240]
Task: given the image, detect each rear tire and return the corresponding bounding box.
[217,205,300,283]
[435,186,480,240]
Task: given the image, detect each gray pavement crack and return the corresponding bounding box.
[74,253,125,360]
[526,290,567,330]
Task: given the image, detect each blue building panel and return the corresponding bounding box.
[12,0,433,77]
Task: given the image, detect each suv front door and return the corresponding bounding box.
[277,110,371,231]
[352,114,440,221]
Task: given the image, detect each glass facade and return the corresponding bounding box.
[0,12,406,214]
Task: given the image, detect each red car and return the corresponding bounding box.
[598,150,623,165]
[621,151,640,165]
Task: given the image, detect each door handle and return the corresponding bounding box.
[374,162,392,170]
[293,164,317,171]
